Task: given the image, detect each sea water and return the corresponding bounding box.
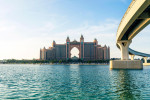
[0,64,150,99]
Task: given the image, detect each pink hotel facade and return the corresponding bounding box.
[40,35,110,61]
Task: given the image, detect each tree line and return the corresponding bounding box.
[1,59,110,64]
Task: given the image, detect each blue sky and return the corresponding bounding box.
[0,0,149,60]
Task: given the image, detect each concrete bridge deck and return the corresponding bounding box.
[129,48,150,66]
[129,48,150,57]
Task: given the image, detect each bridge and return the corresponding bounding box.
[129,48,150,64]
[110,0,150,69]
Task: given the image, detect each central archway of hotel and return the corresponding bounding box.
[70,47,79,58]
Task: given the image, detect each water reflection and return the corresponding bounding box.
[110,70,142,99]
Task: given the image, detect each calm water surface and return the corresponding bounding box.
[0,64,150,99]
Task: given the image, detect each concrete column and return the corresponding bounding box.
[130,55,135,60]
[117,40,132,60]
[144,57,148,63]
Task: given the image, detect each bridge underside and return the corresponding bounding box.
[121,5,150,41]
[117,0,150,41]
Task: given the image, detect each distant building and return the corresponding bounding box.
[40,35,110,61]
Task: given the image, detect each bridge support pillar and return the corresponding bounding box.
[130,55,135,60]
[110,40,143,69]
[144,57,148,63]
[143,57,150,66]
[117,40,132,60]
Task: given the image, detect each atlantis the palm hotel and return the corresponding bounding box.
[40,35,110,61]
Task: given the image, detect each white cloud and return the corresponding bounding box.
[120,0,127,3]
[46,19,120,58]
[2,18,150,60]
[0,19,121,59]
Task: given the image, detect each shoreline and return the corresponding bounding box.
[41,63,109,65]
[0,63,109,65]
